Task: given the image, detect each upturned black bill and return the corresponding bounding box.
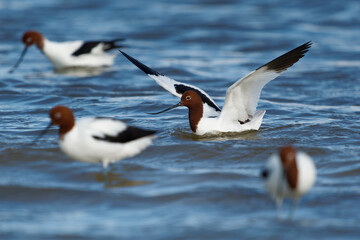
[9,46,28,73]
[147,102,182,115]
[32,122,53,144]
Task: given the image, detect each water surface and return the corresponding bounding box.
[1,0,360,239]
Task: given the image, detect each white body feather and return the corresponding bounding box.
[43,39,116,69]
[59,117,155,168]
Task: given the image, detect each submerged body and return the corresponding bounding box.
[195,110,265,135]
[121,42,312,135]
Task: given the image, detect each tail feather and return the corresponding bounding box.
[250,110,266,130]
[104,38,126,51]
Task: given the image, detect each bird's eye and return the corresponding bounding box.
[54,112,61,119]
[27,37,32,43]
[186,96,191,100]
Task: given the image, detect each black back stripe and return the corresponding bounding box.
[93,126,156,143]
[174,84,221,112]
[72,42,99,56]
[257,41,312,73]
[72,39,125,56]
[120,51,161,76]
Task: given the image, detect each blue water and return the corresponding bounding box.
[1,0,360,239]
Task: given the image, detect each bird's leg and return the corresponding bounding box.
[102,160,110,184]
[289,198,299,220]
[275,169,286,220]
[276,196,283,220]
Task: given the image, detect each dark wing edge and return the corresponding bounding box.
[120,51,221,112]
[93,126,156,143]
[257,41,312,73]
[120,50,161,76]
[72,39,125,56]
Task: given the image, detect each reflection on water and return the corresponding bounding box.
[95,171,151,188]
[175,129,262,142]
[54,66,112,77]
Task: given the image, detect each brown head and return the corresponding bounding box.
[22,31,45,49]
[280,146,298,190]
[32,105,75,144]
[9,30,45,73]
[49,106,75,136]
[180,90,202,109]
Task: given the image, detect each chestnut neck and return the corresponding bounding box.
[59,120,75,138]
[187,101,203,133]
[280,146,298,190]
[36,38,45,50]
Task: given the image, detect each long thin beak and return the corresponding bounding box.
[9,46,28,73]
[32,122,53,144]
[148,102,182,115]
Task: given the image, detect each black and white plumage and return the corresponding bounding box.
[37,106,156,168]
[10,30,126,72]
[72,39,125,56]
[120,42,311,135]
[261,146,316,218]
[120,50,222,117]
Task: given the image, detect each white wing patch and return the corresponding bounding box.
[147,74,182,98]
[89,43,106,55]
[148,73,221,117]
[80,117,128,138]
[219,42,311,124]
[220,67,279,123]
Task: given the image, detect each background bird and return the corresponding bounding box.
[261,146,316,219]
[9,30,125,72]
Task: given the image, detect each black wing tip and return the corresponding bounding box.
[125,125,156,135]
[93,126,156,144]
[303,41,313,48]
[119,50,161,76]
[123,126,157,141]
[261,41,312,72]
[297,41,312,54]
[136,127,157,136]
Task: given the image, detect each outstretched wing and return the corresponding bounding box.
[72,38,125,56]
[219,42,312,123]
[120,51,221,117]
